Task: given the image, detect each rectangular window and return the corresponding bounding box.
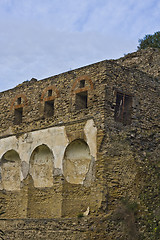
[48,89,52,97]
[14,108,23,125]
[75,91,87,110]
[114,92,132,125]
[17,97,21,105]
[44,100,54,117]
[80,80,85,88]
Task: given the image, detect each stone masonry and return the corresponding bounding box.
[0,47,159,239]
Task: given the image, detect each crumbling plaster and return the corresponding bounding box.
[84,119,97,160]
[63,139,92,184]
[0,119,97,189]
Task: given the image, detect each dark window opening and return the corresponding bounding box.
[14,108,23,125]
[114,92,132,125]
[80,80,85,88]
[75,91,87,110]
[17,97,21,105]
[44,100,54,117]
[48,89,52,97]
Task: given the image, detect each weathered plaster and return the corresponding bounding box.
[63,139,92,184]
[0,126,69,189]
[29,144,54,188]
[1,150,21,191]
[83,156,95,187]
[84,119,97,160]
[0,120,97,189]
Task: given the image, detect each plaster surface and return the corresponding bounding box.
[0,120,97,189]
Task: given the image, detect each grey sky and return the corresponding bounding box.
[0,0,159,92]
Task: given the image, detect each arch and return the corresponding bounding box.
[71,75,94,94]
[10,93,28,111]
[63,139,92,184]
[10,94,28,125]
[1,150,21,191]
[71,76,94,110]
[41,85,60,117]
[41,85,60,102]
[29,144,54,188]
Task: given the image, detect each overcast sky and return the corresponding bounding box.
[0,0,159,92]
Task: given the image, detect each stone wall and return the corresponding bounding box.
[0,60,107,220]
[116,47,160,79]
[0,217,121,240]
[0,48,159,239]
[0,119,101,219]
[0,61,106,136]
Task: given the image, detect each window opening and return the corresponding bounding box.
[44,100,54,117]
[80,80,85,88]
[48,89,52,97]
[17,97,21,105]
[75,91,87,110]
[114,92,132,125]
[14,108,23,125]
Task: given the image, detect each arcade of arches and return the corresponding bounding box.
[0,119,100,218]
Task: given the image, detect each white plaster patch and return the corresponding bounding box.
[0,125,69,188]
[84,119,97,160]
[30,144,54,188]
[0,136,17,159]
[0,122,97,189]
[1,150,21,191]
[63,140,92,184]
[21,161,29,180]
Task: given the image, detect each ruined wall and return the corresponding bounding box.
[0,61,106,136]
[116,47,160,79]
[101,62,160,239]
[0,52,159,239]
[102,61,159,203]
[0,61,107,219]
[0,119,101,219]
[0,216,129,240]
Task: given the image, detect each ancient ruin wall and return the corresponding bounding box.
[0,61,108,219]
[0,53,159,239]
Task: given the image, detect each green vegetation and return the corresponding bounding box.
[137,31,160,50]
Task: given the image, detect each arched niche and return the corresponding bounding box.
[29,144,54,188]
[1,150,21,191]
[63,139,92,184]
